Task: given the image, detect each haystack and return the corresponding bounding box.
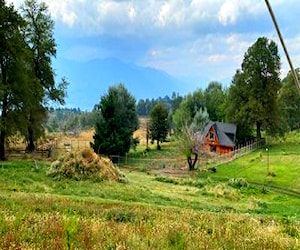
[48,148,125,182]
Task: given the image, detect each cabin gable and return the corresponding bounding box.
[203,122,237,154]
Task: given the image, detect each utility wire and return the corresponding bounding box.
[264,0,300,94]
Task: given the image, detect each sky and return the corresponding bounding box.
[8,0,300,95]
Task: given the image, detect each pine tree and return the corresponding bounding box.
[91,84,138,156]
[149,102,169,150]
[226,37,281,140]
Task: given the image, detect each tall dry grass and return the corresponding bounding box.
[0,192,298,250]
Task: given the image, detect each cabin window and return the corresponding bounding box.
[209,132,214,140]
[210,145,216,152]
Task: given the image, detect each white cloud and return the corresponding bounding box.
[207,54,228,64]
[60,2,77,27]
[218,0,239,25]
[128,6,137,22]
[6,0,300,87]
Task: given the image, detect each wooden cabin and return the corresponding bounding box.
[203,121,237,154]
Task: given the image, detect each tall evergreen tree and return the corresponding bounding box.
[91,84,138,156]
[149,102,169,150]
[226,37,281,140]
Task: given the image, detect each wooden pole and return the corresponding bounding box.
[264,0,300,94]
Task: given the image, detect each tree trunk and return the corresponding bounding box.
[256,121,262,139]
[0,130,6,161]
[26,125,35,152]
[187,153,198,171]
[0,93,8,160]
[146,122,149,151]
[0,64,7,161]
[156,140,161,150]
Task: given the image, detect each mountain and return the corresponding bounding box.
[53,58,188,110]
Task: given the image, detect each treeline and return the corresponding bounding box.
[46,108,100,133]
[136,82,225,121]
[136,93,183,116]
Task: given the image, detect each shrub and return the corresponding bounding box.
[201,183,240,201]
[182,179,207,189]
[154,176,179,185]
[228,178,249,189]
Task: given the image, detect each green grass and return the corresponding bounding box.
[203,144,300,192]
[0,136,299,249]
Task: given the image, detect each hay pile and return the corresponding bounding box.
[48,148,126,182]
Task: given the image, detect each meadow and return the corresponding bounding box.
[0,131,299,249]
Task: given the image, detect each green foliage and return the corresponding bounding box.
[91,83,139,156]
[226,37,281,141]
[20,0,67,152]
[136,93,182,117]
[204,81,226,121]
[0,0,30,159]
[281,218,300,238]
[278,69,300,132]
[64,217,78,250]
[167,230,186,250]
[149,102,169,149]
[154,176,180,185]
[136,98,157,116]
[176,108,208,170]
[228,178,249,189]
[173,89,206,132]
[189,107,210,133]
[46,107,101,133]
[0,0,67,158]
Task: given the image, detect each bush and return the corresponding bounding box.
[228,178,249,189]
[154,176,179,185]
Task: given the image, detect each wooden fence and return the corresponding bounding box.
[210,138,266,166]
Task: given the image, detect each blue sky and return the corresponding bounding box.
[9,0,300,98]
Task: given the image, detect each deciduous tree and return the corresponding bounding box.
[21,0,67,152]
[178,108,209,170]
[204,81,226,122]
[278,69,300,131]
[0,0,30,160]
[173,89,206,132]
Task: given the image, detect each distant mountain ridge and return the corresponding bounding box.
[53,57,188,110]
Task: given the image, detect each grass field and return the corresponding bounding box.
[0,131,299,249]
